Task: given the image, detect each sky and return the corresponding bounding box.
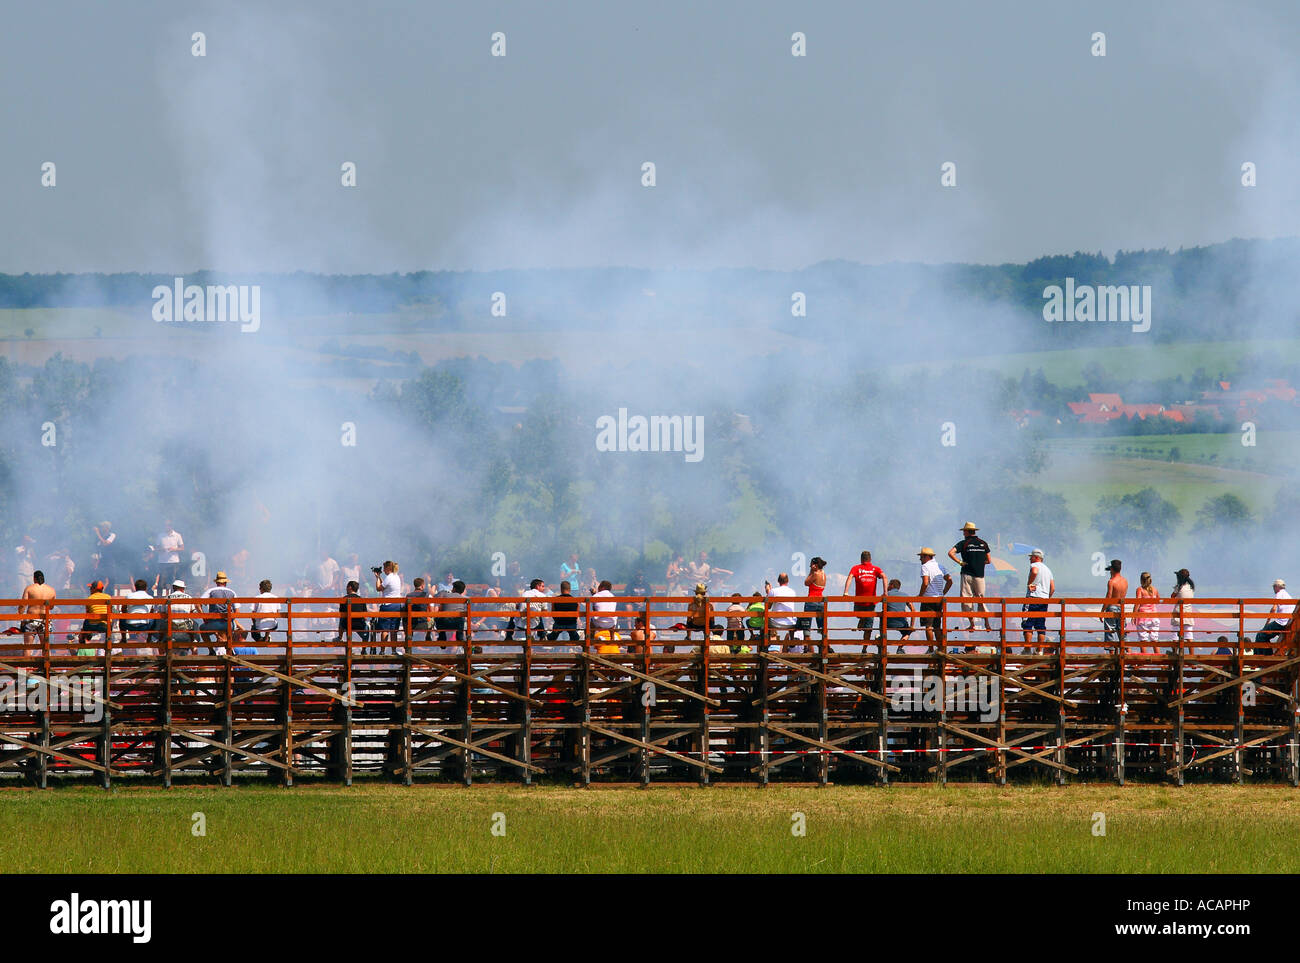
[2,0,1299,274]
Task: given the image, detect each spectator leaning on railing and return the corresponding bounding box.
[1253,579,1294,653]
[1020,550,1054,652]
[20,569,55,655]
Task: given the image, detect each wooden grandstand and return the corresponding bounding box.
[0,592,1296,787]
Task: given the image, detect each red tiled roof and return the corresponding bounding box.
[1120,403,1165,418]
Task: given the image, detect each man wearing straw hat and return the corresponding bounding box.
[948,522,993,634]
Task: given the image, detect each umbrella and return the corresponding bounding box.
[988,555,1018,573]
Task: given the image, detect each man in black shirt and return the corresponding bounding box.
[337,580,372,652]
[548,580,582,646]
[948,522,994,633]
[408,577,433,644]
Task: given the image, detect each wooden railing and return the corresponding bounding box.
[0,594,1295,788]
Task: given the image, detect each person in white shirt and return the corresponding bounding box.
[1020,550,1055,651]
[591,580,619,629]
[917,548,953,648]
[763,572,799,648]
[121,578,156,650]
[1254,578,1294,652]
[160,579,198,652]
[46,548,76,593]
[252,579,280,645]
[520,577,551,641]
[14,536,36,595]
[374,560,404,647]
[588,579,622,652]
[157,520,185,592]
[315,551,341,594]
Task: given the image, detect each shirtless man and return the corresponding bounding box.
[629,613,658,653]
[20,570,56,656]
[1102,559,1128,649]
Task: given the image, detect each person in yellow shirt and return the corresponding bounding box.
[69,579,111,654]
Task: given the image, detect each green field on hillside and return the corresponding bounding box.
[897,338,1300,386]
[1042,432,1299,477]
[1,782,1297,873]
[4,309,1300,386]
[992,447,1282,592]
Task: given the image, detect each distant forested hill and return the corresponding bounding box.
[2,237,1298,353]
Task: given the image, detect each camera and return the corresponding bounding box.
[371,566,383,575]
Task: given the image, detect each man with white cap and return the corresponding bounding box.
[917,548,953,649]
[948,522,993,634]
[1020,549,1054,651]
[158,577,198,651]
[1253,579,1294,652]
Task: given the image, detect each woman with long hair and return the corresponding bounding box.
[1133,571,1159,654]
[803,556,827,641]
[1170,568,1196,645]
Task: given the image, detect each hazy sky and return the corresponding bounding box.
[3,0,1298,273]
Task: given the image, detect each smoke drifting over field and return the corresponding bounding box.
[2,1,1299,598]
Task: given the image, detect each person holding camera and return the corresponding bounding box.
[373,560,404,650]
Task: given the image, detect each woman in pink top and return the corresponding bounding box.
[1131,572,1160,654]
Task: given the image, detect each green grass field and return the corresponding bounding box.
[1042,432,1300,478]
[896,338,1300,386]
[978,446,1282,592]
[2,782,1299,873]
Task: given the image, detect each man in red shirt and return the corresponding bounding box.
[843,550,885,651]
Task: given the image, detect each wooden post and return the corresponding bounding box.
[1055,600,1066,786]
[700,596,712,786]
[37,624,51,789]
[816,607,829,786]
[937,599,948,787]
[1233,626,1245,784]
[996,598,1007,786]
[462,616,473,787]
[162,626,173,789]
[877,618,890,786]
[221,657,233,787]
[1116,623,1126,787]
[99,616,112,791]
[1290,660,1299,788]
[519,604,533,786]
[578,598,591,786]
[758,648,771,786]
[280,632,294,787]
[1173,629,1185,787]
[639,596,650,787]
[339,630,354,787]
